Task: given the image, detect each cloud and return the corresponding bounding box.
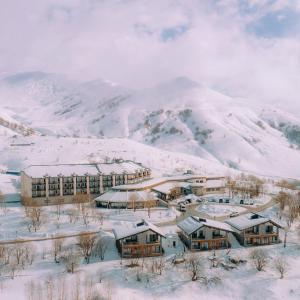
[0,0,300,112]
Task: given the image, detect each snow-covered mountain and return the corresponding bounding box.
[0,72,299,178]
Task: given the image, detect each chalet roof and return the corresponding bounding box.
[23,160,148,178]
[225,213,283,231]
[177,216,234,235]
[113,219,165,240]
[94,190,157,203]
[152,182,189,194]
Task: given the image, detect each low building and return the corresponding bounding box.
[113,219,165,258]
[151,182,188,201]
[225,213,282,246]
[152,178,226,201]
[177,216,233,251]
[205,179,226,194]
[94,190,160,209]
[21,160,151,205]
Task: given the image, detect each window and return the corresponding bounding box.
[213,229,220,237]
[125,235,137,243]
[149,234,158,243]
[266,225,273,233]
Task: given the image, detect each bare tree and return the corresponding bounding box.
[66,208,77,224]
[129,193,138,211]
[14,244,26,266]
[61,247,80,273]
[144,194,156,218]
[44,275,54,300]
[78,233,96,263]
[249,249,268,271]
[151,257,165,275]
[274,256,289,279]
[93,234,108,261]
[52,238,65,263]
[79,204,91,227]
[55,197,64,222]
[185,254,203,281]
[0,190,7,215]
[26,207,44,232]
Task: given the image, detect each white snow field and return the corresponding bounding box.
[197,203,247,217]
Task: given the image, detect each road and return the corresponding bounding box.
[156,197,276,227]
[0,197,276,245]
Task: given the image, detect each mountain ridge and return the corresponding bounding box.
[0,72,299,177]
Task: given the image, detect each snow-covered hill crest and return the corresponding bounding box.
[0,72,299,177]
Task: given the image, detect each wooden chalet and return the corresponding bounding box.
[177,216,233,251]
[113,219,165,258]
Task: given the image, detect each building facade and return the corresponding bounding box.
[178,216,233,251]
[225,213,282,246]
[113,220,165,258]
[21,160,151,205]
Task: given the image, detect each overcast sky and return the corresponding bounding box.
[1,0,300,106]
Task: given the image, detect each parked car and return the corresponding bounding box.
[229,211,239,218]
[179,204,186,212]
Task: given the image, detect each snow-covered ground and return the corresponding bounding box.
[1,219,300,300]
[197,203,247,218]
[0,204,179,243]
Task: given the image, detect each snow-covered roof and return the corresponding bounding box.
[23,160,148,178]
[94,190,157,203]
[225,213,282,231]
[177,216,234,235]
[113,219,165,240]
[205,179,225,188]
[113,175,225,192]
[23,164,99,178]
[96,161,147,174]
[151,182,183,194]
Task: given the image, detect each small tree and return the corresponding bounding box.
[61,247,80,273]
[52,238,65,263]
[249,249,268,271]
[129,193,138,211]
[26,207,44,232]
[186,254,203,281]
[274,256,289,279]
[0,190,7,215]
[78,233,96,263]
[93,235,108,261]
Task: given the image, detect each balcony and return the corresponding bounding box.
[191,235,205,240]
[212,234,226,239]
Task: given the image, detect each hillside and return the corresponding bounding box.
[0,72,299,178]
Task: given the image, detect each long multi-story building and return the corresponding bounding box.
[21,160,151,205]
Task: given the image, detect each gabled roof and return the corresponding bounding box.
[225,213,283,231]
[113,219,165,240]
[177,216,234,235]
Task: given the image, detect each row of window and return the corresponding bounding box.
[32,172,150,185]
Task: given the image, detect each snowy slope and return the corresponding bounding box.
[0,72,299,177]
[0,135,232,177]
